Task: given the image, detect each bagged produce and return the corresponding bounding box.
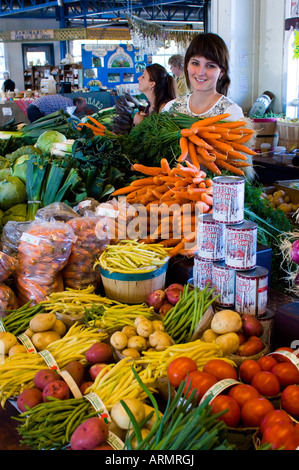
[0,251,18,282]
[15,220,76,305]
[34,202,79,223]
[0,284,19,317]
[62,215,109,290]
[0,221,31,257]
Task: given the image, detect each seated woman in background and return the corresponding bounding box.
[133,63,178,126]
[162,33,244,122]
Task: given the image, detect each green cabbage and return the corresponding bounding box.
[36,130,66,153]
[0,156,10,169]
[12,155,29,183]
[0,168,12,181]
[0,176,27,211]
[2,203,28,225]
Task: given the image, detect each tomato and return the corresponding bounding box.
[183,370,218,403]
[227,384,260,408]
[259,409,294,435]
[251,371,281,397]
[203,359,237,381]
[167,357,198,387]
[257,355,278,372]
[271,362,299,389]
[210,394,241,428]
[281,385,299,419]
[261,422,298,450]
[239,359,261,384]
[241,397,274,427]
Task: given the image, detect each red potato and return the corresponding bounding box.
[85,342,113,364]
[64,361,85,387]
[165,284,184,305]
[70,417,109,450]
[33,369,60,391]
[80,381,94,395]
[146,289,166,312]
[159,302,173,317]
[93,443,114,450]
[89,363,109,381]
[242,314,263,338]
[42,380,70,402]
[17,387,43,412]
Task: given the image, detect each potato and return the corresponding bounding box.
[134,316,148,328]
[143,404,163,430]
[121,348,140,359]
[0,331,18,354]
[127,335,147,352]
[24,328,34,338]
[129,428,150,449]
[215,332,240,355]
[51,319,66,336]
[70,417,109,450]
[29,312,57,333]
[111,398,145,429]
[121,326,137,338]
[201,328,219,343]
[31,331,61,351]
[110,331,128,350]
[152,320,165,332]
[8,344,27,356]
[17,387,43,412]
[136,318,153,338]
[211,310,242,334]
[148,330,174,351]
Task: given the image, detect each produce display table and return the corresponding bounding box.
[253,154,299,185]
[0,100,30,125]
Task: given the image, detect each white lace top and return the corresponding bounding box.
[162,94,244,121]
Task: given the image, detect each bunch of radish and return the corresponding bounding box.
[146,283,184,316]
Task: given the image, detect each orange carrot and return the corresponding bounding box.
[77,122,104,133]
[189,113,231,128]
[233,134,255,144]
[187,141,200,169]
[197,132,222,140]
[192,125,216,133]
[197,147,216,162]
[111,186,138,196]
[87,116,106,129]
[226,160,251,167]
[197,201,212,214]
[130,177,156,187]
[208,150,227,161]
[160,158,172,174]
[180,128,196,137]
[227,149,248,161]
[177,136,189,162]
[201,192,213,206]
[206,139,233,153]
[132,164,162,175]
[215,121,247,128]
[218,133,244,141]
[169,231,196,257]
[229,142,257,155]
[215,159,245,176]
[188,134,213,150]
[196,154,221,175]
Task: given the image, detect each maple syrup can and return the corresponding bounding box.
[212,176,245,224]
[225,221,257,270]
[212,261,236,307]
[235,267,269,316]
[193,254,213,289]
[197,214,226,261]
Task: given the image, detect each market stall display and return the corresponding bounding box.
[0,106,298,452]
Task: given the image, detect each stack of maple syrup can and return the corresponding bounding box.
[195,176,269,318]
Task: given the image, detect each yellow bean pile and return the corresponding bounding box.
[95,239,170,273]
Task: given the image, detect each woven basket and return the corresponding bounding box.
[277,120,299,150]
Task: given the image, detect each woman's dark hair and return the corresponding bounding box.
[146,64,178,113]
[184,33,231,96]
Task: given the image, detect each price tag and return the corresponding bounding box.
[17,333,36,354]
[38,350,59,370]
[106,431,125,450]
[84,391,111,424]
[20,232,41,246]
[96,207,119,218]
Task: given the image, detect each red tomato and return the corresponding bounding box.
[210,395,241,428]
[203,359,237,381]
[261,422,298,450]
[257,355,278,371]
[259,409,294,435]
[228,384,260,408]
[183,370,218,403]
[281,385,299,419]
[271,362,299,389]
[239,359,262,384]
[251,371,281,397]
[241,397,274,427]
[167,357,198,388]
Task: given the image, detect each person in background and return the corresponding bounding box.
[27,95,88,123]
[168,54,189,96]
[162,33,244,121]
[133,63,178,126]
[2,72,15,92]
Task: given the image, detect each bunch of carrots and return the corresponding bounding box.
[76,116,115,137]
[177,113,256,176]
[111,158,214,257]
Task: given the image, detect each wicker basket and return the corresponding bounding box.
[277,120,299,150]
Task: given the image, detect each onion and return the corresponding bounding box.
[290,240,299,265]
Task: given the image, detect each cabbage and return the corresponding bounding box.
[0,176,27,211]
[2,203,28,225]
[0,156,10,170]
[12,155,29,183]
[36,130,66,153]
[0,168,12,181]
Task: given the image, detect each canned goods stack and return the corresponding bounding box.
[195,176,269,317]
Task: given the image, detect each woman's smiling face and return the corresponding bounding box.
[187,56,222,93]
